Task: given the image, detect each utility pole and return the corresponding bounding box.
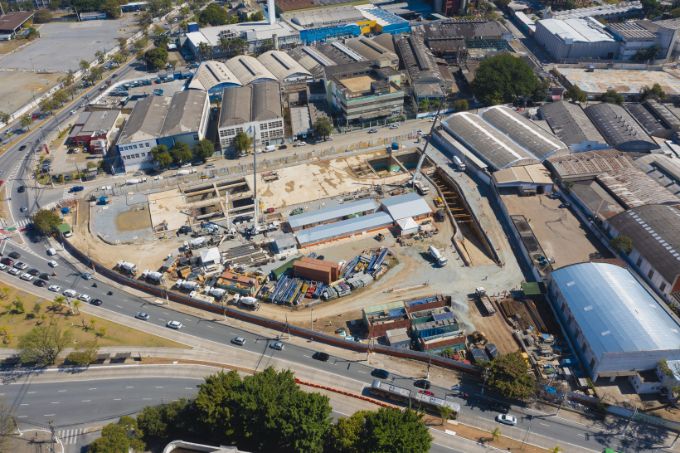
[411,105,442,188]
[251,130,258,232]
[49,420,56,453]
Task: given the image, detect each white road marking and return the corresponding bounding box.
[43,413,56,417]
[19,403,28,406]
[142,397,152,400]
[17,415,27,419]
[27,391,36,394]
[184,387,194,390]
[155,386,164,389]
[57,389,66,393]
[538,422,549,427]
[88,387,97,390]
[50,401,59,404]
[206,325,214,329]
[115,304,122,308]
[113,398,122,401]
[125,386,134,389]
[81,399,91,403]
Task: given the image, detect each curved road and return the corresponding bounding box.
[0,72,674,453]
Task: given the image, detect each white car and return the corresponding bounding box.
[8,268,21,276]
[166,320,183,329]
[78,294,92,302]
[0,264,6,271]
[20,273,33,281]
[270,341,284,351]
[368,128,378,134]
[46,248,57,256]
[14,262,28,270]
[63,289,78,298]
[495,414,517,426]
[47,260,58,268]
[48,285,62,292]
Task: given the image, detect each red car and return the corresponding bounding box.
[419,390,434,397]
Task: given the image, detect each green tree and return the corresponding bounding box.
[600,88,624,105]
[89,416,145,453]
[133,36,149,53]
[641,0,659,17]
[483,351,536,400]
[313,117,333,140]
[144,47,168,71]
[359,408,432,453]
[472,53,542,106]
[95,50,106,64]
[565,84,587,103]
[491,427,501,442]
[195,368,332,452]
[233,131,252,155]
[438,404,454,425]
[171,143,193,164]
[20,115,32,130]
[633,45,659,62]
[25,28,40,40]
[327,410,367,453]
[671,7,680,18]
[32,209,61,236]
[65,341,98,366]
[199,3,229,25]
[34,9,52,23]
[8,298,24,315]
[250,10,264,21]
[151,144,173,168]
[61,70,76,88]
[0,398,16,451]
[610,235,633,254]
[137,399,195,446]
[193,139,215,161]
[101,0,121,19]
[18,323,72,366]
[79,59,90,73]
[453,99,469,112]
[640,83,666,101]
[0,111,10,125]
[197,41,212,61]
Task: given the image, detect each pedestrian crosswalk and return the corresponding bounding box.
[14,218,31,229]
[57,428,86,445]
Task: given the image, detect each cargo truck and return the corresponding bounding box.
[475,287,496,316]
[428,245,448,267]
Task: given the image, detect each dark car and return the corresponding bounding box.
[19,145,26,151]
[17,185,25,193]
[69,185,85,193]
[39,273,50,281]
[34,279,46,287]
[414,379,431,390]
[371,368,390,379]
[312,352,330,362]
[8,251,20,259]
[27,268,40,276]
[1,258,13,266]
[90,299,103,306]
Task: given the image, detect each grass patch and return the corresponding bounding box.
[0,285,185,349]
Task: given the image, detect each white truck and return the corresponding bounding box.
[234,294,260,310]
[428,245,448,267]
[475,287,496,316]
[205,286,227,300]
[116,261,137,275]
[413,180,430,195]
[142,270,163,284]
[175,279,199,291]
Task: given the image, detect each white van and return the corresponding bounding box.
[46,248,57,256]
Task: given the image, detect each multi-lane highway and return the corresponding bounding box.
[0,52,673,453]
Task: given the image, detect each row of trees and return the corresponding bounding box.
[471,53,547,107]
[92,368,433,453]
[151,140,215,168]
[565,83,667,105]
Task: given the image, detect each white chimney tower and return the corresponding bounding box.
[268,0,276,25]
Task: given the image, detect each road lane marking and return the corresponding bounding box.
[184,387,194,390]
[50,401,59,404]
[88,387,97,390]
[115,305,122,308]
[43,414,56,417]
[142,397,152,401]
[125,386,134,389]
[17,415,27,418]
[113,398,122,401]
[538,422,549,427]
[81,400,91,403]
[57,389,66,393]
[206,325,214,329]
[19,403,28,406]
[27,391,35,394]
[155,386,164,389]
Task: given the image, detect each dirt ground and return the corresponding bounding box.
[0,71,64,115]
[251,151,407,209]
[116,205,152,232]
[148,189,190,231]
[0,39,28,55]
[465,297,519,355]
[501,193,607,268]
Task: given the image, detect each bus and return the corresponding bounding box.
[368,380,460,416]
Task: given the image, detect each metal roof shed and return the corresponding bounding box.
[295,212,393,246]
[287,198,378,230]
[381,192,432,222]
[549,262,680,379]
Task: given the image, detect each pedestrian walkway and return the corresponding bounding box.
[57,427,86,445]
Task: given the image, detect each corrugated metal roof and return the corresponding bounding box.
[551,262,680,359]
[539,101,606,146]
[188,60,241,91]
[257,50,311,82]
[288,198,378,229]
[608,205,680,285]
[381,192,432,221]
[218,81,282,128]
[295,212,392,245]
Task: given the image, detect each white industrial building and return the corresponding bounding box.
[539,101,609,152]
[257,50,313,85]
[116,90,210,172]
[549,262,680,381]
[217,81,284,152]
[534,17,618,61]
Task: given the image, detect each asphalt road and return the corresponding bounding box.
[0,240,673,452]
[0,54,672,453]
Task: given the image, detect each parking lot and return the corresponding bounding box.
[0,17,138,73]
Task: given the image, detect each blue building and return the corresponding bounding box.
[300,24,361,45]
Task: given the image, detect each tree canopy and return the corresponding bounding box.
[328,408,432,453]
[565,84,586,103]
[199,3,229,25]
[171,142,193,164]
[18,323,72,366]
[32,209,61,236]
[484,351,536,400]
[639,83,666,101]
[233,131,252,155]
[610,235,633,254]
[151,144,173,169]
[144,46,168,71]
[471,53,544,106]
[314,117,333,140]
[89,416,145,453]
[193,139,215,161]
[600,88,624,105]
